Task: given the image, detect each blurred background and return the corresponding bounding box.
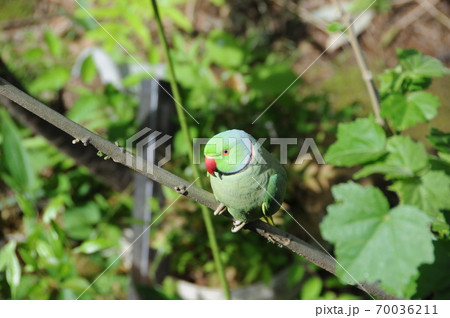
[0,0,449,299]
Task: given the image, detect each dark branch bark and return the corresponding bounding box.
[0,77,399,300]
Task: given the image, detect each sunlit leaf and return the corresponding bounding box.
[321,182,434,297]
[324,118,386,166]
[381,92,440,130]
[355,135,428,179]
[0,109,36,191]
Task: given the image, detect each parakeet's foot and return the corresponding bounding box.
[231,219,246,233]
[213,203,227,216]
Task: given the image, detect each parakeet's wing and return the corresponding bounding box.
[261,172,286,218]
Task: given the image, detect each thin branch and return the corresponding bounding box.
[332,0,385,126]
[0,77,399,300]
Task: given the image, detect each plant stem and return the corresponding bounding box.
[332,0,385,126]
[149,0,231,299]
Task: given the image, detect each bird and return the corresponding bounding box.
[204,129,287,232]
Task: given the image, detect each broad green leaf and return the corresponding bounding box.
[28,66,70,95]
[321,182,434,297]
[355,135,428,179]
[0,109,36,191]
[44,29,62,57]
[324,118,386,166]
[428,127,450,154]
[380,92,440,130]
[390,171,450,228]
[408,92,440,120]
[397,48,450,78]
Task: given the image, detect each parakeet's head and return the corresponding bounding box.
[204,130,253,177]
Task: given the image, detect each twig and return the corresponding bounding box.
[332,0,385,126]
[0,77,399,299]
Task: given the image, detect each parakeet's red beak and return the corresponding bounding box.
[205,156,217,176]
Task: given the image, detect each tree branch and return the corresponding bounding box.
[0,77,399,300]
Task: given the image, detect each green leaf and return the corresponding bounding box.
[73,238,112,254]
[28,66,70,95]
[42,195,65,224]
[378,67,401,97]
[0,109,36,191]
[390,171,450,228]
[324,118,386,166]
[44,29,62,57]
[355,135,428,179]
[428,127,450,154]
[0,241,16,271]
[61,277,90,293]
[380,92,440,130]
[161,6,193,32]
[24,48,44,62]
[301,276,322,300]
[206,31,245,68]
[327,22,345,33]
[321,182,434,297]
[397,48,450,78]
[63,203,101,240]
[0,241,21,299]
[80,55,97,84]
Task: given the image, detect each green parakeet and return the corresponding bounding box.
[204,129,287,232]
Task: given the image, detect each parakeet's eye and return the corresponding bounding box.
[222,148,230,156]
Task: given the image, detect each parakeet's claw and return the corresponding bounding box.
[213,203,227,216]
[263,215,275,225]
[231,219,246,233]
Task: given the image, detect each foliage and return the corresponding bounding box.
[0,110,131,299]
[322,49,450,298]
[2,0,447,301]
[1,0,338,300]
